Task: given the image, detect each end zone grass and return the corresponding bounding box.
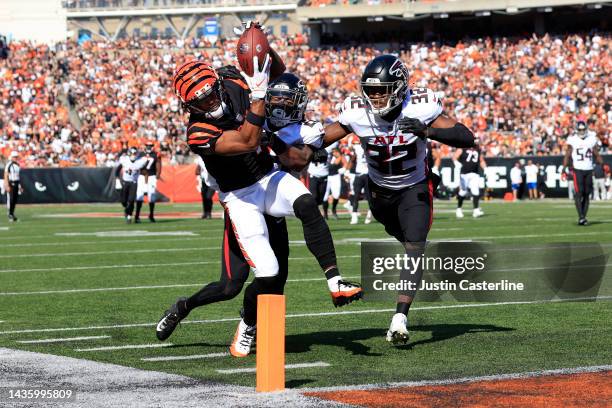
[0,200,610,390]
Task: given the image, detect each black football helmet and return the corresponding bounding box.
[128,146,139,161]
[265,72,308,129]
[576,121,587,138]
[360,54,410,116]
[145,142,154,154]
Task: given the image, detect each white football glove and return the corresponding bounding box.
[232,21,266,37]
[241,54,271,101]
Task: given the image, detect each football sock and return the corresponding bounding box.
[473,196,480,209]
[332,198,339,213]
[135,200,143,218]
[293,194,337,271]
[325,267,341,292]
[574,195,583,218]
[582,194,590,218]
[396,302,410,316]
[149,202,155,217]
[323,201,329,218]
[186,280,244,311]
[457,195,464,208]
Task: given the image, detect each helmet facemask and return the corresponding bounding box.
[361,79,407,116]
[187,82,227,120]
[576,122,588,139]
[265,87,308,129]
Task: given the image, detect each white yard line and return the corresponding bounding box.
[217,362,330,374]
[1,295,609,335]
[2,237,203,248]
[141,352,229,362]
[306,364,612,392]
[0,247,211,259]
[0,255,360,274]
[75,343,174,352]
[17,335,111,344]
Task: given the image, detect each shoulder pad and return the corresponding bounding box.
[404,87,443,125]
[339,96,368,127]
[300,121,324,148]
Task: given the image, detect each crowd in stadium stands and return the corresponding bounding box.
[0,32,609,167]
[63,0,295,8]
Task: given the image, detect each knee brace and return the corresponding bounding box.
[293,193,319,221]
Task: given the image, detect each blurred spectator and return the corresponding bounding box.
[0,32,609,167]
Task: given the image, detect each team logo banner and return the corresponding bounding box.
[361,241,611,302]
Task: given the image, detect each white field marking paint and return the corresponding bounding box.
[0,276,360,296]
[17,335,111,344]
[0,255,360,274]
[0,227,8,231]
[306,364,612,392]
[2,237,203,248]
[217,362,330,374]
[1,295,609,336]
[0,246,211,259]
[141,352,229,362]
[75,343,174,352]
[55,230,199,237]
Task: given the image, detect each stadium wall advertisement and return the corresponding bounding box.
[1,156,610,204]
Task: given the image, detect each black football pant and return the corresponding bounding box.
[308,175,327,206]
[184,210,289,327]
[351,173,369,212]
[201,180,215,216]
[573,169,593,219]
[368,177,433,310]
[121,181,137,216]
[7,181,19,217]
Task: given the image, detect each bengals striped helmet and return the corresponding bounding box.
[172,60,221,112]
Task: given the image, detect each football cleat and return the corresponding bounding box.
[456,208,464,218]
[386,313,409,345]
[350,212,359,225]
[330,280,363,307]
[125,215,132,224]
[156,297,187,341]
[229,319,256,358]
[134,217,141,224]
[332,211,339,220]
[149,215,156,223]
[578,218,588,226]
[473,208,484,218]
[364,210,372,224]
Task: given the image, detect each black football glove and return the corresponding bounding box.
[397,117,429,139]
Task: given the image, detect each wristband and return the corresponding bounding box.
[246,111,265,127]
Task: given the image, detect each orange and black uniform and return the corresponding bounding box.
[181,67,289,313]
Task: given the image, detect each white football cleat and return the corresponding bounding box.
[473,208,484,218]
[364,210,372,224]
[350,212,359,225]
[456,208,464,218]
[386,313,409,345]
[343,201,353,212]
[229,319,256,358]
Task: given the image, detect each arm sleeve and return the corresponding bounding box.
[187,121,223,155]
[428,123,475,148]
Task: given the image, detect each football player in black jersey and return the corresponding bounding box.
[135,142,162,223]
[454,144,487,218]
[157,56,361,357]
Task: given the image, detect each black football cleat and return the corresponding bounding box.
[134,217,141,224]
[156,297,187,341]
[331,280,364,307]
[149,215,156,223]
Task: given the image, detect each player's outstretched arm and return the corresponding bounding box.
[399,114,475,148]
[593,145,604,166]
[322,122,351,148]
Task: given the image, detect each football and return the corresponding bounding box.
[236,24,285,80]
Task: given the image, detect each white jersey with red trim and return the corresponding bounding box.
[339,87,443,190]
[567,134,599,171]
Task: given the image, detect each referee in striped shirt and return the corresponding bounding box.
[4,151,23,222]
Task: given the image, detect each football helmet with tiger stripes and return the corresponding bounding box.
[172,60,227,119]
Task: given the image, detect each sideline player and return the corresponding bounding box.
[348,137,372,224]
[307,144,329,215]
[194,155,216,219]
[135,142,162,223]
[116,147,148,223]
[324,148,345,219]
[563,121,603,225]
[323,55,475,344]
[4,151,23,222]
[454,143,487,218]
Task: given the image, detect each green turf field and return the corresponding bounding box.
[0,200,610,388]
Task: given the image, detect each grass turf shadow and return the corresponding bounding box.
[286,323,514,355]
